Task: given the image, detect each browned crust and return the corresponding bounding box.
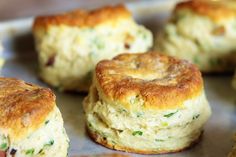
[175,0,236,21]
[228,134,236,157]
[0,77,55,140]
[229,146,236,157]
[78,153,131,157]
[95,52,203,110]
[33,4,131,29]
[86,126,202,155]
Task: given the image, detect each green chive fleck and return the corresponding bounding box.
[132,131,143,136]
[94,38,105,50]
[161,122,168,127]
[136,112,143,118]
[121,109,127,113]
[193,114,200,120]
[97,43,104,49]
[155,139,164,142]
[119,108,127,113]
[45,120,49,125]
[142,33,147,39]
[38,149,43,154]
[0,143,7,151]
[26,148,34,155]
[193,56,199,64]
[44,140,54,147]
[164,110,178,118]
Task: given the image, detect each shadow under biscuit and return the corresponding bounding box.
[55,91,86,137]
[12,32,35,54]
[204,76,235,105]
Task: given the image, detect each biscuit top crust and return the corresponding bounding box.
[33,5,131,29]
[0,78,55,140]
[95,52,203,110]
[175,0,236,21]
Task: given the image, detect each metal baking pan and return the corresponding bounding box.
[0,0,235,156]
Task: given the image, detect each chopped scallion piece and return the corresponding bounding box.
[164,110,178,118]
[26,148,34,155]
[155,139,164,142]
[44,140,54,147]
[0,143,7,151]
[132,131,143,136]
[193,114,200,120]
[161,122,168,127]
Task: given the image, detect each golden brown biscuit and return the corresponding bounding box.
[155,0,236,72]
[84,52,211,154]
[0,78,69,157]
[33,5,153,92]
[175,0,236,22]
[0,78,54,140]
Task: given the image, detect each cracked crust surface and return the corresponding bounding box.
[0,77,55,140]
[95,52,203,110]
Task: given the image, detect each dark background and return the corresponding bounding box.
[0,0,138,21]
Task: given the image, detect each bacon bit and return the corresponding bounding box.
[212,26,225,36]
[124,33,134,49]
[10,149,17,156]
[124,43,130,49]
[0,151,6,157]
[45,54,56,66]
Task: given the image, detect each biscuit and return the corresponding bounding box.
[0,78,69,157]
[155,0,236,72]
[33,5,153,91]
[83,52,211,154]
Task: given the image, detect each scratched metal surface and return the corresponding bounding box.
[0,1,235,156]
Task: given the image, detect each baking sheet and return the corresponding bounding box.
[0,0,236,156]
